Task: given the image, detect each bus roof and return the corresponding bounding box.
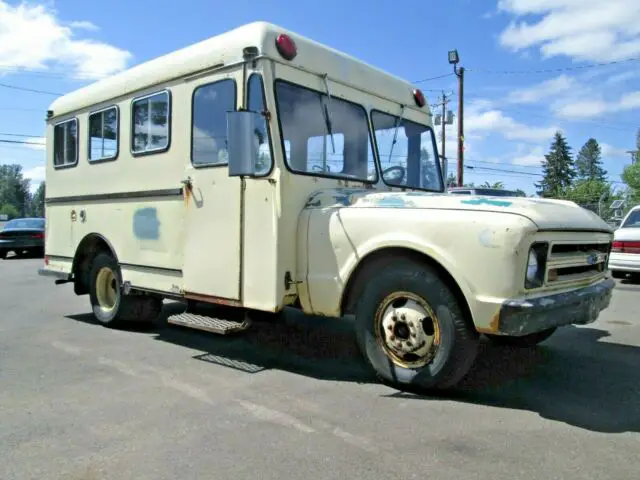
[48,21,428,118]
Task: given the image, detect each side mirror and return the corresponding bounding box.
[227,110,262,177]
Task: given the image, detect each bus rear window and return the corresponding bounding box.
[53,118,78,167]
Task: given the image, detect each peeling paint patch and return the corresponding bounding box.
[478,229,500,248]
[461,198,513,207]
[303,188,369,209]
[133,207,160,240]
[374,196,407,208]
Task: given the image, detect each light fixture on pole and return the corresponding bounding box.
[448,49,464,187]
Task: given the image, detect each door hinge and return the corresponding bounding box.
[284,271,302,290]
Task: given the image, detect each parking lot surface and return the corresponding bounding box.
[1,257,639,480]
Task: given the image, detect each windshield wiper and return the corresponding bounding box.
[387,105,405,164]
[321,74,336,155]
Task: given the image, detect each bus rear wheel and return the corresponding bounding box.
[88,253,162,327]
[354,259,479,392]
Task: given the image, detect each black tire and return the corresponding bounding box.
[354,259,479,392]
[88,252,162,327]
[0,249,6,260]
[485,327,557,347]
[611,270,626,279]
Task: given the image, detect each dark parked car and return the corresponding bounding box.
[0,217,45,259]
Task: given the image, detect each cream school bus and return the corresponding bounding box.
[39,22,615,391]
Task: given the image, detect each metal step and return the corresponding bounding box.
[167,312,251,335]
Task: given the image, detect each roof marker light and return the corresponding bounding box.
[275,34,297,61]
[413,89,426,108]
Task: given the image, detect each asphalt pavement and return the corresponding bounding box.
[1,256,639,480]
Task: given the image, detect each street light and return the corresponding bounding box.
[448,50,464,186]
[448,50,459,66]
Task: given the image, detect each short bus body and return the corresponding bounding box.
[39,22,616,391]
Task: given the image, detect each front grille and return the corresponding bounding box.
[546,242,609,285]
[551,243,610,254]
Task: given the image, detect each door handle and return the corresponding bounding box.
[181,176,193,189]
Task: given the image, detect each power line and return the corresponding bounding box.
[0,81,62,96]
[413,73,455,84]
[466,57,640,75]
[465,164,543,176]
[0,132,43,138]
[0,139,45,146]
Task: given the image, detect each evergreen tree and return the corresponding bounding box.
[31,182,46,218]
[575,138,606,181]
[536,131,575,197]
[446,173,457,187]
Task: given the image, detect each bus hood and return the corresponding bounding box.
[303,188,614,233]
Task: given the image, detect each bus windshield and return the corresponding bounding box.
[371,110,443,192]
[274,80,377,182]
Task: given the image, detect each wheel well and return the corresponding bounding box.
[340,247,474,326]
[72,234,117,296]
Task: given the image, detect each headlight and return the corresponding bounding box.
[526,249,539,283]
[525,242,548,289]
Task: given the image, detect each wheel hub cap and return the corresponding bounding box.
[377,294,440,368]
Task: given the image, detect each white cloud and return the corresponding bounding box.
[69,21,99,31]
[498,0,640,62]
[23,136,46,151]
[465,107,558,142]
[554,90,640,119]
[601,143,631,158]
[0,1,132,80]
[507,75,577,104]
[23,165,46,192]
[510,145,546,166]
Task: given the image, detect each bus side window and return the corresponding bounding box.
[247,74,273,176]
[192,79,236,166]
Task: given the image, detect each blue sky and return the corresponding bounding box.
[1,0,638,196]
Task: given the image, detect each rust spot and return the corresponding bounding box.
[476,311,501,334]
[489,311,500,331]
[183,185,192,206]
[184,292,243,308]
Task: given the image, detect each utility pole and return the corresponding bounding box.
[448,49,464,186]
[441,91,446,174]
[626,150,638,164]
[434,92,453,186]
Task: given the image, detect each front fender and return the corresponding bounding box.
[301,205,537,321]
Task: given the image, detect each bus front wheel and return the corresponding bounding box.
[354,259,479,392]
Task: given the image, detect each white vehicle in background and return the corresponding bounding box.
[38,22,616,393]
[609,205,640,279]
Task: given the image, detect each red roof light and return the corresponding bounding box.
[413,89,426,108]
[275,34,297,61]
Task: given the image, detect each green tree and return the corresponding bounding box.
[0,203,20,219]
[30,182,46,218]
[622,161,640,204]
[514,188,527,197]
[635,128,640,164]
[446,173,457,187]
[480,181,504,189]
[565,179,611,215]
[575,138,606,182]
[0,164,31,217]
[536,131,575,197]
